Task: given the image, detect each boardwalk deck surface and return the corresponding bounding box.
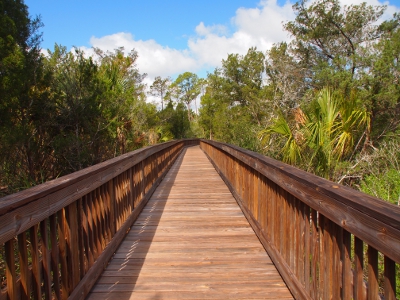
[87,146,293,300]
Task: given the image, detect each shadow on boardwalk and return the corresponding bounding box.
[87,146,292,300]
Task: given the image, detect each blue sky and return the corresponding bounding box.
[26,0,263,50]
[25,0,400,82]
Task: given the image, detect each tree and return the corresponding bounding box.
[171,72,200,121]
[149,76,171,110]
[284,0,385,92]
[259,88,370,179]
[265,42,308,110]
[362,14,400,143]
[0,0,51,192]
[198,48,268,150]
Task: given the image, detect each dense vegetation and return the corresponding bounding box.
[1,0,399,209]
[197,0,400,205]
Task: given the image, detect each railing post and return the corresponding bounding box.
[109,179,116,237]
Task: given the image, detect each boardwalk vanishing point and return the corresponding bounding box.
[87,146,293,299]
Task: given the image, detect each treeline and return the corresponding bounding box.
[1,0,399,205]
[196,0,400,205]
[0,0,197,195]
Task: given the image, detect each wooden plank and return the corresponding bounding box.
[87,146,293,300]
[68,145,182,300]
[200,140,400,263]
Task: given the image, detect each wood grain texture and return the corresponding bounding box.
[0,140,192,245]
[200,140,400,263]
[87,146,292,300]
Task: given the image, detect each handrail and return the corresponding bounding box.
[0,139,199,300]
[200,139,400,300]
[1,138,398,300]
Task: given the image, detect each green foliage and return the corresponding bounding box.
[149,76,171,110]
[361,169,400,205]
[170,72,200,121]
[198,47,269,151]
[284,0,384,84]
[259,111,302,165]
[260,88,370,179]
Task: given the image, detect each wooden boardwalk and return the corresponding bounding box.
[87,146,292,300]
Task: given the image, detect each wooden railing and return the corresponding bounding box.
[0,139,198,300]
[200,140,400,300]
[1,139,399,300]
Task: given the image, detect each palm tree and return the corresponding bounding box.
[259,88,370,179]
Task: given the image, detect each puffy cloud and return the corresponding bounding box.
[79,0,297,82]
[188,0,295,69]
[81,0,399,83]
[87,32,198,79]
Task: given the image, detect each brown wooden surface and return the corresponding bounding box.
[87,146,292,300]
[200,139,400,300]
[0,140,187,245]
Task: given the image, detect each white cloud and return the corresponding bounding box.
[79,0,296,82]
[187,0,295,69]
[86,32,199,79]
[80,0,399,85]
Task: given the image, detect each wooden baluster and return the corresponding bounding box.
[297,200,305,286]
[289,193,295,270]
[354,237,365,300]
[284,190,290,266]
[81,196,90,274]
[93,189,102,256]
[109,180,116,238]
[30,224,42,300]
[384,256,396,300]
[58,209,69,299]
[332,222,342,300]
[260,167,266,230]
[342,229,352,300]
[87,193,96,263]
[304,205,311,293]
[66,202,80,292]
[77,198,86,279]
[129,168,134,213]
[367,245,378,300]
[40,218,52,299]
[18,232,30,300]
[270,182,277,248]
[5,239,16,300]
[50,214,61,300]
[103,184,111,244]
[278,188,285,256]
[265,179,272,241]
[311,210,319,299]
[141,161,145,201]
[98,186,106,249]
[318,214,326,300]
